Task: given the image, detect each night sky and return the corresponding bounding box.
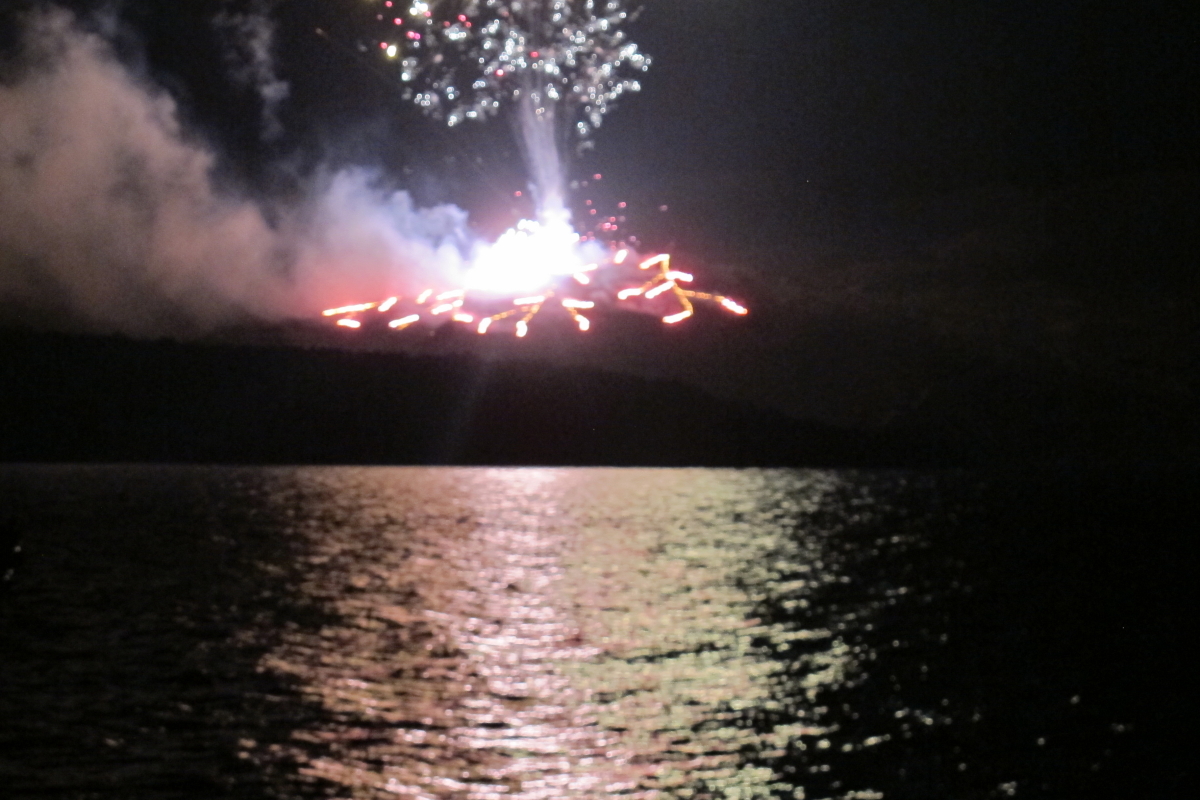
[1,0,1196,465]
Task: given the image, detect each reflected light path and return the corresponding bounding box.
[257,469,868,799]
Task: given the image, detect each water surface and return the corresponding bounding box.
[0,466,1180,798]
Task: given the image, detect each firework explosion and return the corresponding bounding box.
[323,1,746,336]
[376,0,648,139]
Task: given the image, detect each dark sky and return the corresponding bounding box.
[36,0,1190,228]
[620,1,1197,187]
[1,0,1196,443]
[4,0,1191,236]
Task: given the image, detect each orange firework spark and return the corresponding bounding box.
[320,248,746,337]
[323,302,378,317]
[619,253,748,324]
[388,314,420,329]
[643,280,676,300]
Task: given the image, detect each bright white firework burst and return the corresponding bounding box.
[464,213,591,295]
[379,0,650,138]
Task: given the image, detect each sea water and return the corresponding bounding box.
[0,466,1179,798]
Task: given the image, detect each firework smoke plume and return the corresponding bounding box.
[0,7,472,336]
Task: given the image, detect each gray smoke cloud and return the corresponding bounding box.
[0,7,471,336]
[213,0,290,141]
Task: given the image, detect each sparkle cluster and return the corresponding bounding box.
[373,0,650,137]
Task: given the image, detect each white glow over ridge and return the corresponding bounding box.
[464,216,588,295]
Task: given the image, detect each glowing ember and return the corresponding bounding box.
[336,318,362,328]
[377,296,398,312]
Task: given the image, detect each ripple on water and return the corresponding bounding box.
[249,468,888,799]
[7,466,1153,800]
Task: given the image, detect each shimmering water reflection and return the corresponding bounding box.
[255,468,879,799]
[6,465,1170,798]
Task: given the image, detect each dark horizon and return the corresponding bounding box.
[2,323,1194,472]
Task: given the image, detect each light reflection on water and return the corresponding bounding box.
[4,465,1157,799]
[255,468,878,799]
